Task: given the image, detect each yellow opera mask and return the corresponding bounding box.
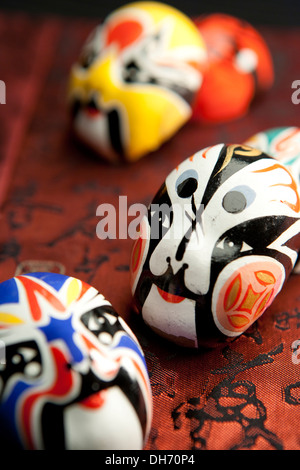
[68,1,206,163]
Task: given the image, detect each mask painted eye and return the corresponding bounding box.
[86,313,105,332]
[84,310,117,331]
[79,48,97,69]
[222,190,247,213]
[222,186,256,213]
[123,60,141,83]
[12,347,41,378]
[175,169,199,198]
[216,237,252,254]
[81,307,121,347]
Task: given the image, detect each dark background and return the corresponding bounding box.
[0,0,300,26]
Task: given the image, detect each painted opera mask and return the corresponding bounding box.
[244,126,300,183]
[0,272,152,449]
[192,13,274,123]
[68,1,206,162]
[130,144,300,347]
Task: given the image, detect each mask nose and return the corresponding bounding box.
[70,51,117,103]
[150,201,206,272]
[175,209,204,261]
[87,53,120,102]
[174,227,211,295]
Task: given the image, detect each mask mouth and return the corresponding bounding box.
[71,96,125,159]
[39,363,147,449]
[107,108,124,157]
[70,97,81,118]
[156,286,186,304]
[71,97,101,119]
[85,98,102,118]
[153,260,199,303]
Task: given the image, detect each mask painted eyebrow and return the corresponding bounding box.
[201,144,270,208]
[175,169,199,198]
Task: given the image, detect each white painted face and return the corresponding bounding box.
[0,273,152,449]
[131,144,300,348]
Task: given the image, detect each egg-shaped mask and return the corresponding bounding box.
[0,273,152,449]
[244,126,300,184]
[68,1,206,163]
[192,13,274,123]
[130,144,300,348]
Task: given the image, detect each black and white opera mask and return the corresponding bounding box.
[130,144,300,348]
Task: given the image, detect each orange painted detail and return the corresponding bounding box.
[215,260,284,335]
[253,163,300,213]
[202,146,213,159]
[238,285,261,314]
[274,128,300,155]
[228,314,249,329]
[224,274,241,311]
[77,280,91,300]
[17,276,65,321]
[81,390,107,409]
[272,178,300,213]
[157,286,185,304]
[105,19,143,51]
[255,289,274,319]
[255,270,276,286]
[253,163,284,175]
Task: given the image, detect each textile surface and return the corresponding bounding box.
[0,11,300,450]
